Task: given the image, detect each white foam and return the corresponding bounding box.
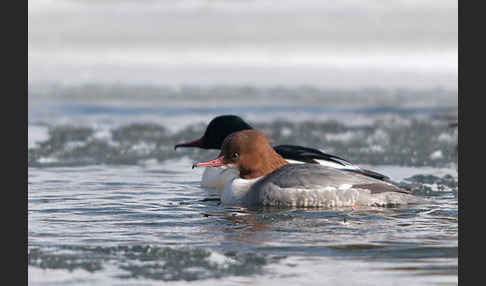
[430,150,444,160]
[325,131,360,142]
[207,251,237,267]
[37,157,59,164]
[437,132,457,144]
[366,129,390,145]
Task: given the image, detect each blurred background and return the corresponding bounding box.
[28,0,458,167]
[29,0,457,88]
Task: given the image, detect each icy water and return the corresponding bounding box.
[28,85,458,285]
[29,0,457,283]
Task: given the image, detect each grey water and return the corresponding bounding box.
[28,0,457,284]
[28,84,457,285]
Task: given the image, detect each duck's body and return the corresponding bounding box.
[194,130,419,208]
[200,155,386,192]
[221,164,418,207]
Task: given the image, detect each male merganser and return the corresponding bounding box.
[193,130,420,207]
[175,115,389,190]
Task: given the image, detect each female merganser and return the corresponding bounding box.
[175,115,389,190]
[193,130,420,207]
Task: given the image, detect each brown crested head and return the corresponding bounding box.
[219,130,288,179]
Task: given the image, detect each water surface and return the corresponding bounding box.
[28,85,457,285]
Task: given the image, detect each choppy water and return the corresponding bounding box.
[28,84,457,285]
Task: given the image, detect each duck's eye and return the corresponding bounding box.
[232,152,239,159]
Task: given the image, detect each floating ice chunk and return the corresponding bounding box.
[429,150,443,160]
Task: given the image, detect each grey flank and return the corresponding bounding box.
[243,164,413,207]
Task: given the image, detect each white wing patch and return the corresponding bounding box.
[314,159,360,170]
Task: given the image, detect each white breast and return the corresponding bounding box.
[221,176,263,205]
[200,167,239,193]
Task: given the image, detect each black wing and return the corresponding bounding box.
[274,144,353,166]
[273,144,390,181]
